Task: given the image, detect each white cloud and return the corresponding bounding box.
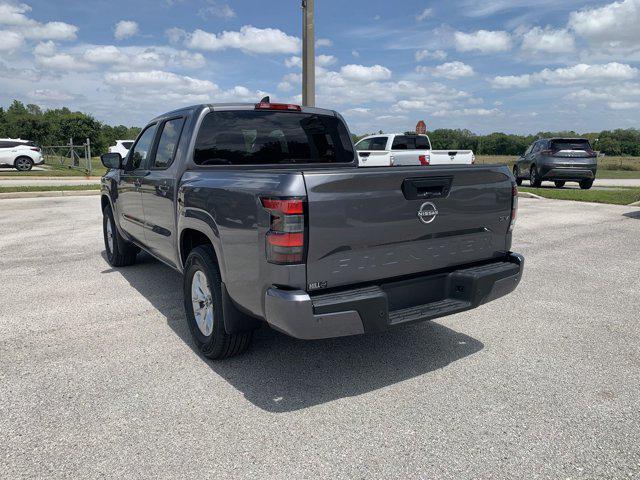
[36,53,91,71]
[0,3,77,42]
[490,74,532,89]
[165,27,186,44]
[27,88,76,101]
[426,61,475,79]
[415,49,447,61]
[185,26,300,54]
[114,20,139,40]
[198,1,235,20]
[344,107,371,115]
[491,62,638,88]
[34,40,56,56]
[316,38,332,47]
[0,30,23,51]
[284,56,301,68]
[569,0,640,52]
[416,8,432,21]
[351,50,360,58]
[431,108,500,117]
[0,2,33,26]
[339,64,391,82]
[104,69,267,105]
[454,30,512,53]
[608,101,639,109]
[521,27,576,53]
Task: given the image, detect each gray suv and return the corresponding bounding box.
[513,138,597,189]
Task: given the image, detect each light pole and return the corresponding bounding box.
[302,0,315,106]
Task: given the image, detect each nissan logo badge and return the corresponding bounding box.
[418,202,438,224]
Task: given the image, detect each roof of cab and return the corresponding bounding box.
[149,103,338,123]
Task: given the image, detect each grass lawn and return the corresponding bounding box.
[595,170,640,179]
[520,186,640,205]
[0,184,101,193]
[0,157,106,177]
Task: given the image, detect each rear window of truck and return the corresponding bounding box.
[194,110,355,165]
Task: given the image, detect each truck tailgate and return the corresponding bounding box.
[303,165,513,290]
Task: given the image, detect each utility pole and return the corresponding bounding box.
[302,0,315,106]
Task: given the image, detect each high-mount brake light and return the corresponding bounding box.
[261,197,306,264]
[509,185,518,233]
[255,102,302,111]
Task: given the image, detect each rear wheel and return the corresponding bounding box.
[579,179,594,190]
[513,166,523,186]
[554,181,566,188]
[14,156,33,172]
[103,204,138,267]
[183,245,252,360]
[530,166,542,188]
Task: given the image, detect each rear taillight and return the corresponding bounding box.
[261,197,306,264]
[390,155,395,166]
[30,147,40,152]
[509,185,518,233]
[255,102,302,111]
[419,154,430,166]
[471,154,476,165]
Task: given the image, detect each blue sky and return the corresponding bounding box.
[0,0,639,134]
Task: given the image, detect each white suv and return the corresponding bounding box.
[0,138,44,171]
[108,140,134,158]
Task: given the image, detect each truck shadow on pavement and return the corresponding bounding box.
[103,251,484,413]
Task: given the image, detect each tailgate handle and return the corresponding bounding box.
[402,177,453,200]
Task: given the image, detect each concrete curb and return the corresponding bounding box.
[629,200,640,207]
[518,191,543,199]
[0,190,100,199]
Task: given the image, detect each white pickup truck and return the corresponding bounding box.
[354,133,475,167]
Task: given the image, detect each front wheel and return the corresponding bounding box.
[103,204,138,267]
[554,181,566,188]
[579,179,594,190]
[513,166,523,186]
[183,246,252,360]
[14,157,33,172]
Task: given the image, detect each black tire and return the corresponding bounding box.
[103,203,138,267]
[183,245,252,360]
[513,166,523,186]
[579,179,594,190]
[14,156,33,172]
[530,166,542,188]
[554,181,566,188]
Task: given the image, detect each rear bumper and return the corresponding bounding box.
[540,166,596,181]
[264,253,524,340]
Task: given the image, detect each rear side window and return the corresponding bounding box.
[551,139,591,151]
[122,141,134,149]
[392,136,409,150]
[194,110,354,165]
[154,118,185,169]
[369,137,388,150]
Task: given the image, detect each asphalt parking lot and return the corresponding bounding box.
[1,196,639,479]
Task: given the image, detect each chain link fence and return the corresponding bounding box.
[42,138,92,175]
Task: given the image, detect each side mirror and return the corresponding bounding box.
[101,152,122,170]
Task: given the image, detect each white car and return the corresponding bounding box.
[0,138,44,171]
[108,140,135,158]
[354,133,475,167]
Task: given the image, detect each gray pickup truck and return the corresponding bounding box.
[100,101,524,359]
